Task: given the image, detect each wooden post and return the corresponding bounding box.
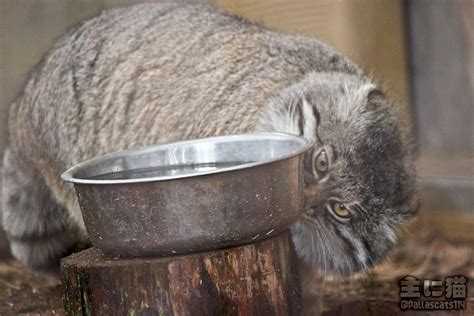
[61,231,301,315]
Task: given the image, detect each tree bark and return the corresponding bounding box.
[61,231,301,315]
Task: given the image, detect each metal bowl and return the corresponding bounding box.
[62,133,313,257]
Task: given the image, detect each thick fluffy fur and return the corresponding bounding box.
[2,3,417,274]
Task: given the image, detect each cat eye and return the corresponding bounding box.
[329,201,351,220]
[314,149,329,175]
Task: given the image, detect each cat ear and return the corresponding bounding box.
[366,88,386,110]
[300,95,319,139]
[367,88,385,103]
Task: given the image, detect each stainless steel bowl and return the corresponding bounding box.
[62,133,313,257]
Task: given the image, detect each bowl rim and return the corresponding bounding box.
[61,132,313,185]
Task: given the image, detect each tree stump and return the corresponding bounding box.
[61,231,301,315]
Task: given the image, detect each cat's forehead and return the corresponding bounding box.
[351,135,413,206]
[328,106,414,207]
[306,81,379,134]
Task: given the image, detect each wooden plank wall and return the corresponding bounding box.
[407,0,473,154]
[407,0,473,227]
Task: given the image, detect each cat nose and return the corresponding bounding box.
[303,186,330,208]
[304,186,324,199]
[304,202,327,217]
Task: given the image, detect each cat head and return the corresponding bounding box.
[257,72,418,276]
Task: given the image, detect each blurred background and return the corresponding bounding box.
[0,0,472,314]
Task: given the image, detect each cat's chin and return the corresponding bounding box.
[291,216,369,278]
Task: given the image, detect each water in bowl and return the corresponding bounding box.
[88,161,249,180]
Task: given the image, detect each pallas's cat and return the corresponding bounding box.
[2,3,417,275]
